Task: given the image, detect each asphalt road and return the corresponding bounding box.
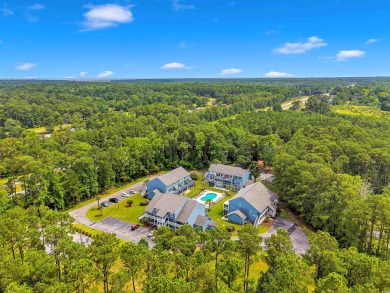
[69,175,159,244]
[261,217,310,254]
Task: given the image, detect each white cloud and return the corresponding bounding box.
[161,62,188,69]
[15,63,36,71]
[172,0,195,11]
[317,56,334,60]
[336,50,366,61]
[29,4,45,10]
[220,68,242,76]
[366,38,379,44]
[273,36,327,54]
[265,71,295,78]
[97,70,114,78]
[0,8,13,16]
[27,16,39,22]
[82,4,134,30]
[80,71,88,77]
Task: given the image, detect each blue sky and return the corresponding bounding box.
[1,0,389,78]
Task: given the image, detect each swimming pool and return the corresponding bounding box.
[200,193,217,202]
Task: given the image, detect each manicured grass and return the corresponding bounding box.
[86,193,148,224]
[67,172,166,212]
[73,223,105,237]
[186,176,205,198]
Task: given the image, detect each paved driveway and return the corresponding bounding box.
[261,217,310,254]
[91,217,155,247]
[69,175,159,245]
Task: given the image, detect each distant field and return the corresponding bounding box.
[333,105,390,118]
[29,123,72,134]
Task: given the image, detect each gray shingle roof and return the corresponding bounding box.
[157,167,190,186]
[145,192,187,218]
[229,182,277,213]
[194,215,208,227]
[208,164,247,177]
[176,200,198,223]
[227,209,247,220]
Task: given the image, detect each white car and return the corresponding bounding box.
[121,192,129,197]
[130,190,137,194]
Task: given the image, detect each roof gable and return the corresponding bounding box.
[176,200,198,223]
[229,182,277,213]
[157,167,190,186]
[145,192,187,217]
[227,209,247,220]
[208,164,247,177]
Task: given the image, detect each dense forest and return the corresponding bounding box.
[0,79,390,292]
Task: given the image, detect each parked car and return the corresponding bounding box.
[101,202,110,207]
[147,232,154,238]
[109,197,119,203]
[121,192,129,197]
[129,190,137,194]
[131,224,140,230]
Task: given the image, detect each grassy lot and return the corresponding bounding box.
[67,172,167,212]
[332,104,390,118]
[186,176,205,198]
[73,223,105,237]
[207,193,270,236]
[86,193,148,224]
[29,123,72,134]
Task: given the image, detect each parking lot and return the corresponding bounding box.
[91,217,155,247]
[261,217,310,254]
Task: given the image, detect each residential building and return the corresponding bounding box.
[142,167,194,199]
[139,192,217,231]
[204,164,251,191]
[224,182,278,227]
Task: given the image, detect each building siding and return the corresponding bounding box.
[228,213,246,225]
[186,203,206,226]
[228,198,259,223]
[146,178,168,199]
[205,169,251,191]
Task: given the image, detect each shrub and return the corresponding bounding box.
[190,173,198,181]
[226,226,235,233]
[140,201,149,206]
[127,199,133,207]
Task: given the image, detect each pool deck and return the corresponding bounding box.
[194,190,225,205]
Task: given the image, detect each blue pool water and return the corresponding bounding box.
[200,193,217,202]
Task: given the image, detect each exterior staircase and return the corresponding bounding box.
[141,186,147,197]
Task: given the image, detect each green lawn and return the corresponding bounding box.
[86,193,149,224]
[28,123,72,134]
[67,172,167,212]
[186,176,205,198]
[207,193,270,236]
